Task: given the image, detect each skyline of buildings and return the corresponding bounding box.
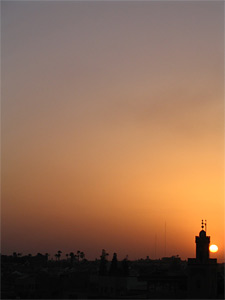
[1,220,224,299]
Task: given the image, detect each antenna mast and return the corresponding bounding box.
[165,222,167,257]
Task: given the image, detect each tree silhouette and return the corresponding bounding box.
[99,249,109,276]
[70,252,75,265]
[57,250,62,261]
[76,250,80,262]
[109,253,118,276]
[80,251,85,261]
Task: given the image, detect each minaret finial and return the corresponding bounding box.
[205,220,207,233]
[201,219,204,230]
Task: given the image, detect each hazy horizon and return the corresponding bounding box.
[1,1,224,262]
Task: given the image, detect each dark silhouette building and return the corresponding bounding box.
[187,220,217,299]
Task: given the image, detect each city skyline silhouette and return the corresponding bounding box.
[1,221,224,299]
[1,219,221,261]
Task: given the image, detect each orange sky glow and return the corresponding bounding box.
[1,1,224,262]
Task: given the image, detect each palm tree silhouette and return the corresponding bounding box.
[99,249,109,275]
[76,250,81,262]
[57,250,62,261]
[70,252,75,265]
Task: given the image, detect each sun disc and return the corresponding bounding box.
[209,244,218,253]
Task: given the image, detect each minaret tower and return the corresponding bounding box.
[195,219,210,262]
[188,220,217,299]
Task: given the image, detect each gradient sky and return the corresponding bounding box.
[1,1,224,262]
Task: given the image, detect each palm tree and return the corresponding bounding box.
[77,250,80,262]
[70,252,75,265]
[99,249,109,275]
[57,250,62,261]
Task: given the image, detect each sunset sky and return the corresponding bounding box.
[2,1,224,262]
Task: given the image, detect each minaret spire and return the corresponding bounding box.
[201,219,204,230]
[196,220,210,262]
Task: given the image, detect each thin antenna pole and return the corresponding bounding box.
[155,234,157,259]
[165,222,167,257]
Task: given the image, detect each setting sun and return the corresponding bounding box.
[209,245,218,253]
